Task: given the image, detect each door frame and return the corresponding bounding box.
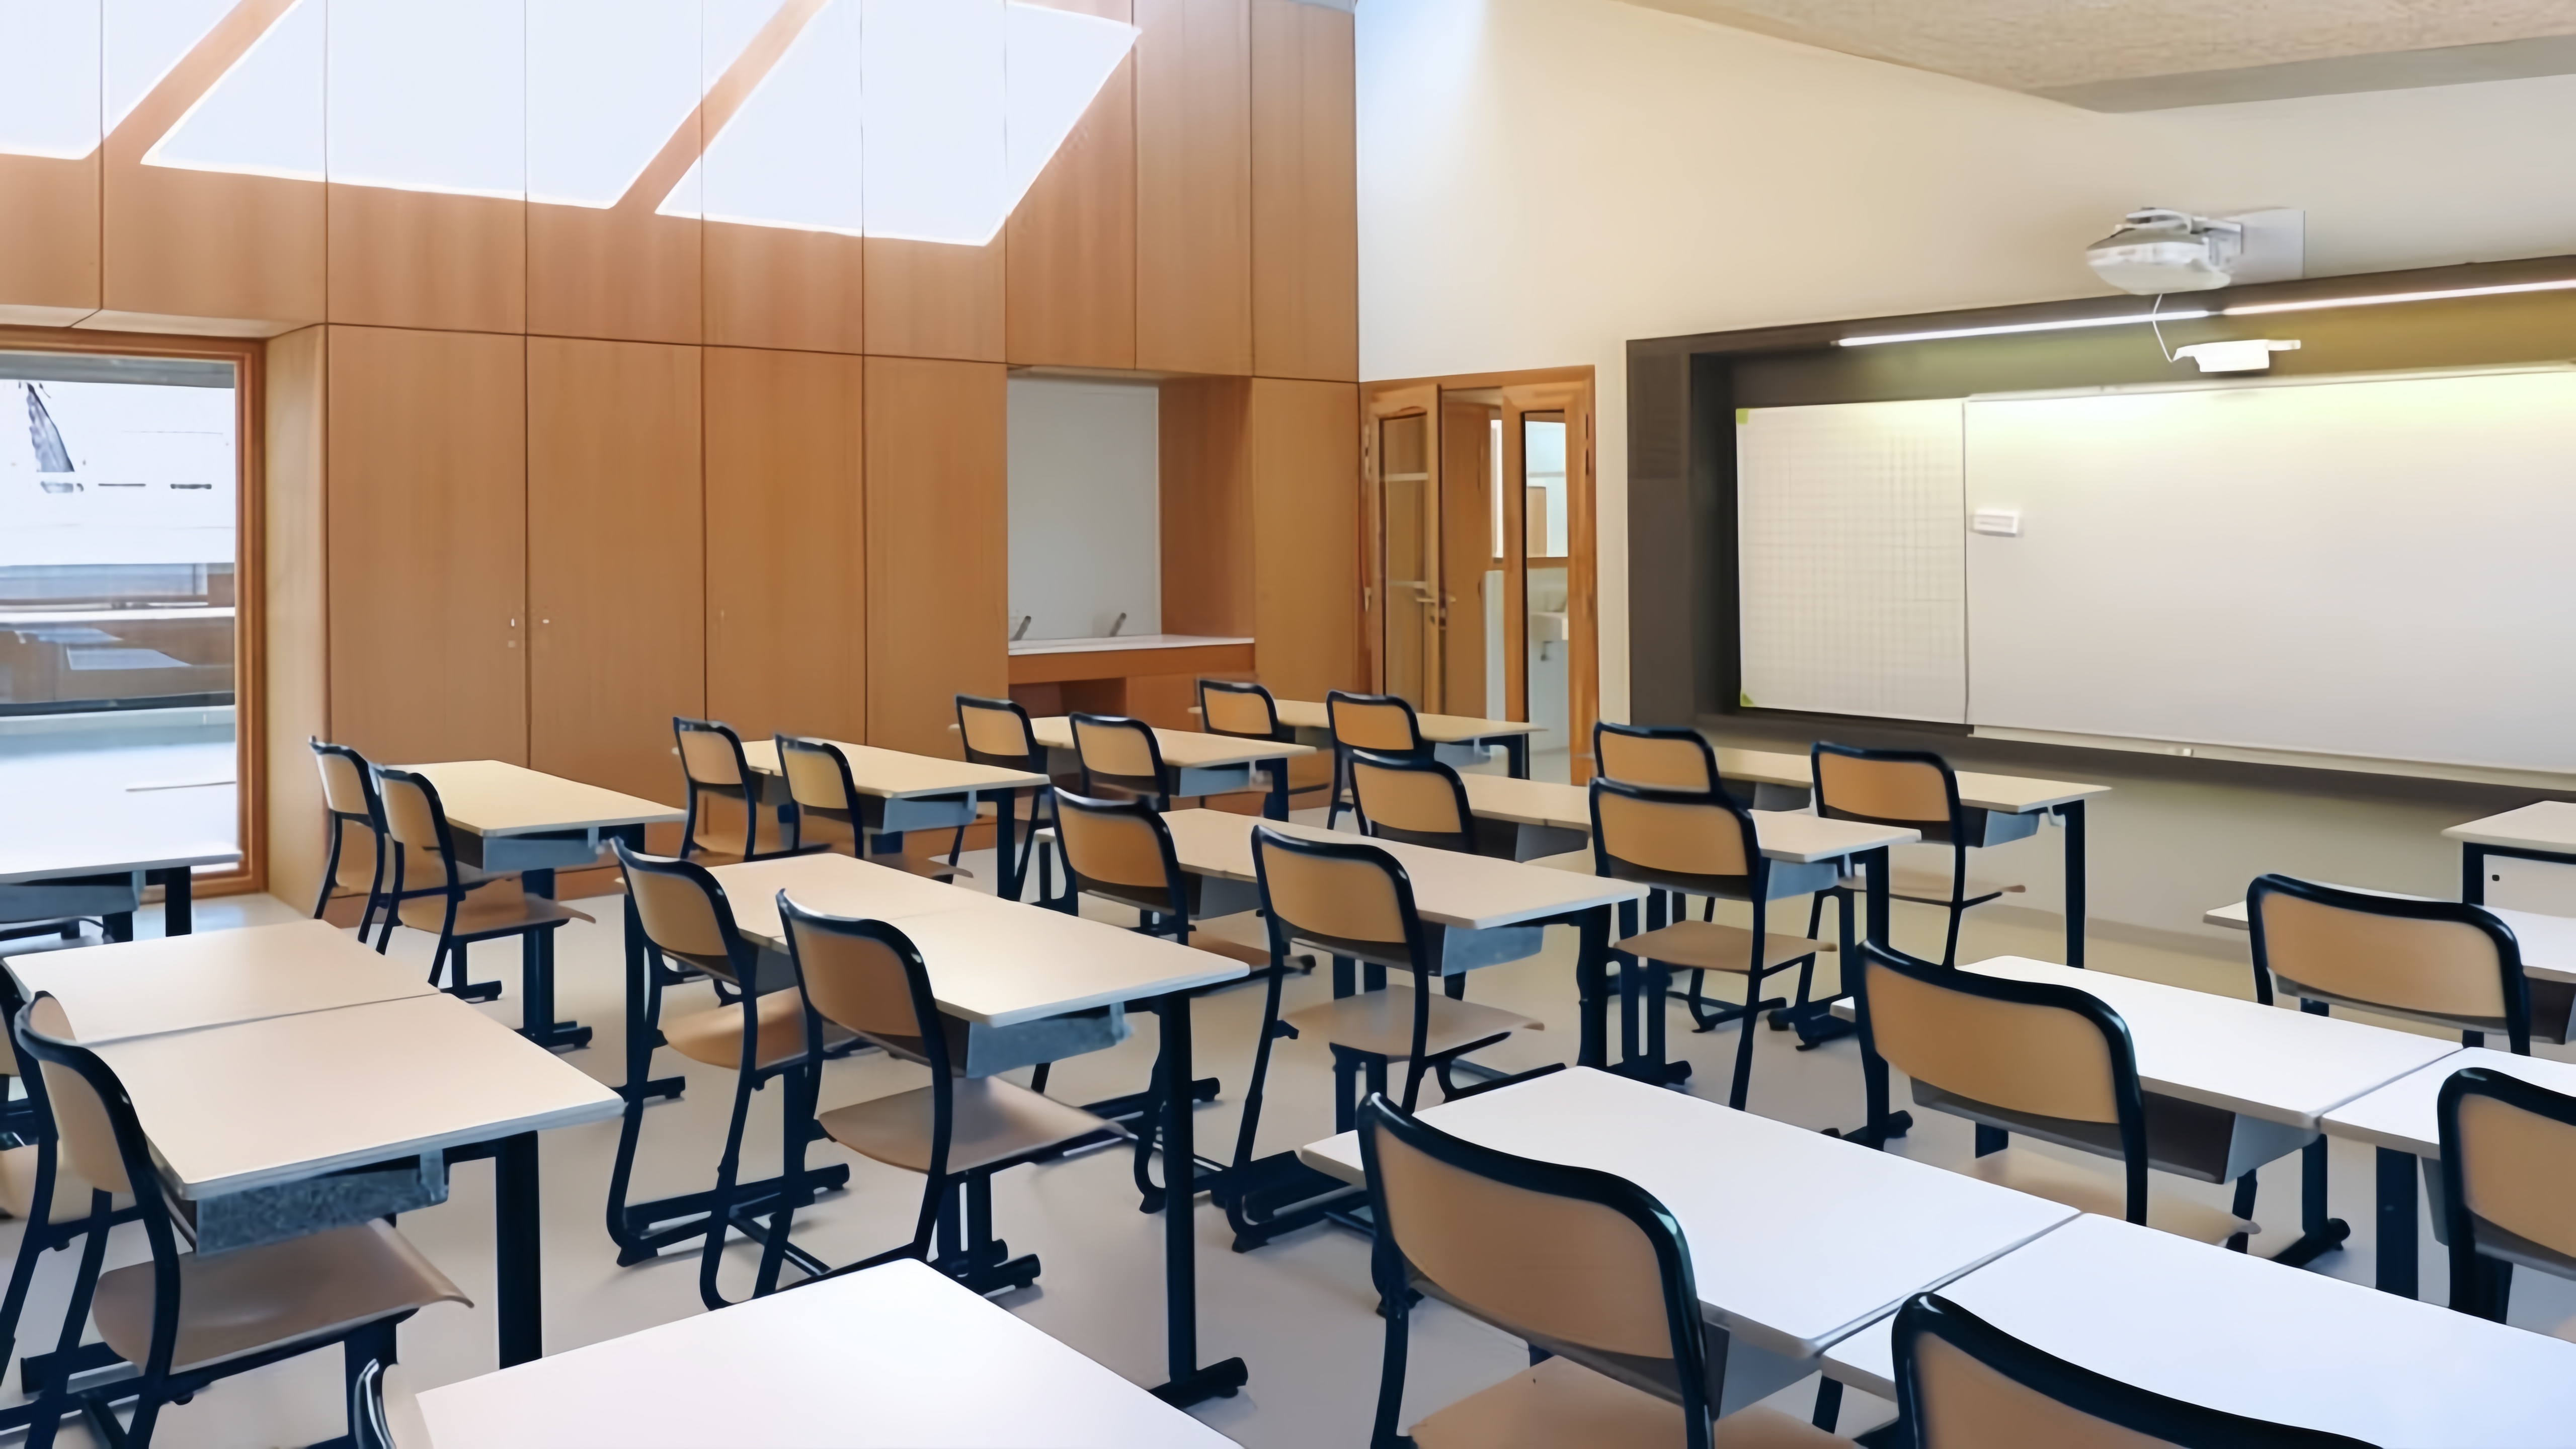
[0,323,271,899]
[1361,365,1597,778]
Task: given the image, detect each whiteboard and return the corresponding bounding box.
[1737,399,1965,723]
[1964,369,2576,774]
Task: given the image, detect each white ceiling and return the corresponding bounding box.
[1620,0,2576,109]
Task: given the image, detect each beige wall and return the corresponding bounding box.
[1356,0,2576,944]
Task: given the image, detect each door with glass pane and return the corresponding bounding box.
[1364,386,1440,707]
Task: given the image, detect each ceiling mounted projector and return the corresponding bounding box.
[2086,209,2244,293]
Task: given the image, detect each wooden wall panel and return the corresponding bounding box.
[1135,0,1252,376]
[1159,376,1253,636]
[326,326,529,767]
[0,155,100,325]
[100,0,324,330]
[705,348,867,743]
[864,357,1006,754]
[1250,0,1357,382]
[1006,0,1137,369]
[528,337,703,799]
[706,225,866,354]
[864,240,1005,362]
[328,189,525,334]
[1249,377,1359,700]
[264,326,330,909]
[527,207,701,347]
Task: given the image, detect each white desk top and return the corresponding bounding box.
[1819,1213,2576,1445]
[1707,748,2109,815]
[2445,800,2576,854]
[2202,891,2576,986]
[2321,1046,2576,1158]
[1009,633,1252,658]
[1159,810,1646,930]
[415,1257,1236,1448]
[0,846,238,887]
[1268,698,1544,744]
[93,992,621,1198]
[736,739,1046,797]
[1458,775,1918,863]
[1966,957,2458,1130]
[1023,717,1313,769]
[1297,1068,2073,1360]
[405,760,682,836]
[709,854,1247,1027]
[5,919,434,1044]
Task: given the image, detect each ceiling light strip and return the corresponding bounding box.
[1837,276,2576,348]
[2221,277,2576,317]
[1835,311,2212,347]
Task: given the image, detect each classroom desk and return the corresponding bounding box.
[3,918,432,1043]
[1819,1212,2576,1447]
[0,847,236,940]
[2321,1047,2576,1300]
[1298,1068,2075,1416]
[736,738,1051,899]
[1259,698,1545,779]
[1840,956,2457,1266]
[1709,748,2110,969]
[697,852,1252,1407]
[414,1257,1236,1448]
[2204,890,2576,984]
[1022,715,1313,822]
[406,761,683,1052]
[80,991,619,1368]
[2448,801,2576,907]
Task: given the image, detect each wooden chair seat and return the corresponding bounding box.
[1963,1151,2253,1246]
[1411,1355,1838,1448]
[396,882,593,937]
[1285,989,1541,1061]
[1616,920,1830,975]
[92,1222,466,1376]
[0,1143,123,1223]
[817,1076,1109,1175]
[663,990,851,1071]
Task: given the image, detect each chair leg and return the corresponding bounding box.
[696,1060,765,1311]
[1726,965,1765,1110]
[2227,1169,2259,1253]
[1228,956,1294,1172]
[313,827,343,920]
[1368,1270,1415,1449]
[1942,901,1966,968]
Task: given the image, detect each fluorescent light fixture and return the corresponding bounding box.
[325,0,524,200]
[2223,277,2576,316]
[1836,311,2213,347]
[145,0,324,182]
[0,0,101,158]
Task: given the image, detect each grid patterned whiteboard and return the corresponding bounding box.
[1737,400,1965,723]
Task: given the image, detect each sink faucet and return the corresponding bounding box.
[1108,613,1127,638]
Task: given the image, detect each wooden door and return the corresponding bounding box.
[1438,396,1499,716]
[325,326,528,766]
[527,338,704,802]
[1500,377,1596,780]
[1362,384,1436,705]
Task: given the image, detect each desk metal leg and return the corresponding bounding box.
[1832,850,1911,1148]
[994,789,1023,902]
[1150,989,1247,1407]
[147,867,193,936]
[2376,1147,2420,1298]
[2060,801,2086,970]
[514,866,590,1050]
[1504,735,1530,779]
[2463,844,2488,906]
[2269,1136,2351,1268]
[1574,906,1614,1070]
[496,1132,541,1366]
[1262,758,1290,821]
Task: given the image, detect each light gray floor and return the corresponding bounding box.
[6,824,2571,1446]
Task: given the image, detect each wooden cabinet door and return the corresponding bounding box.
[326,326,527,766]
[865,358,1006,755]
[528,337,704,802]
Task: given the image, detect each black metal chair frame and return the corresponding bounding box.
[1068,711,1180,811]
[13,996,418,1449]
[1592,720,1722,792]
[371,766,571,1007]
[2248,874,2534,1055]
[955,693,1063,898]
[1885,1293,2375,1448]
[1324,689,1432,832]
[2437,1065,2576,1325]
[1809,742,1998,970]
[1347,748,1516,861]
[1198,679,1324,813]
[1590,777,1821,1109]
[309,739,391,939]
[1357,1093,1720,1449]
[610,842,836,1312]
[1855,942,2152,1225]
[1219,828,1559,1252]
[771,734,953,877]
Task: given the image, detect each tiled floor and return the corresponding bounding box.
[6,823,2571,1446]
